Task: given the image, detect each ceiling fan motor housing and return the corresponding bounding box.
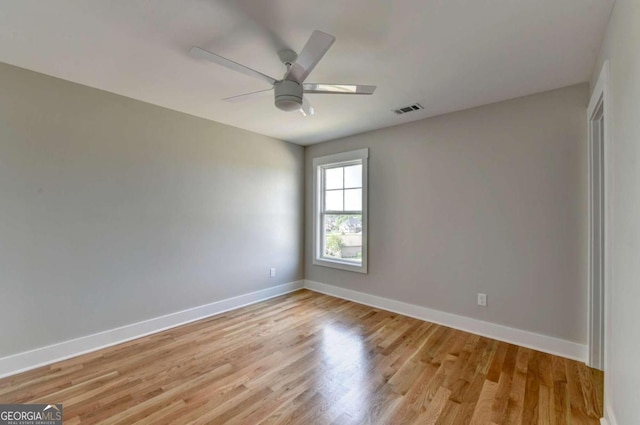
[274,80,303,111]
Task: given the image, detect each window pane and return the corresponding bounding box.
[323,214,363,263]
[344,164,362,188]
[325,167,343,190]
[325,190,343,211]
[344,189,362,211]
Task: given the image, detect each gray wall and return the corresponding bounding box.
[306,84,589,344]
[0,62,304,358]
[591,0,640,423]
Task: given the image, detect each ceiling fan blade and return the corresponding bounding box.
[189,46,277,86]
[303,83,376,95]
[299,97,315,117]
[285,30,335,83]
[222,88,273,103]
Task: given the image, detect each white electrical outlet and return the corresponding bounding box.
[477,293,487,307]
[270,267,276,278]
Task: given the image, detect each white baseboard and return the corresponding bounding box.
[0,279,589,380]
[601,402,617,425]
[304,280,588,362]
[0,281,304,379]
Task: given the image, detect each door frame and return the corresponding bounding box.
[587,60,610,371]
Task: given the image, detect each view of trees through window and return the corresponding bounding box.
[323,214,363,262]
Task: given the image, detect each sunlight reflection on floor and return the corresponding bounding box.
[320,323,373,422]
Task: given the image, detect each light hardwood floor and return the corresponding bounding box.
[0,290,603,424]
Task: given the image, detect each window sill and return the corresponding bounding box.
[312,257,367,274]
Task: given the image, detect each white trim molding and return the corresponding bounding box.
[312,148,369,274]
[0,281,304,379]
[601,403,618,425]
[1,279,590,380]
[587,59,611,371]
[304,280,588,362]
[589,60,613,425]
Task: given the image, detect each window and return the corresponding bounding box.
[313,149,368,273]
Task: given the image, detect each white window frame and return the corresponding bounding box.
[312,148,368,273]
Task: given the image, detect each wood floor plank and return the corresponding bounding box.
[469,380,498,425]
[414,385,451,425]
[505,346,531,423]
[0,290,604,424]
[522,350,541,424]
[489,344,518,424]
[434,399,462,425]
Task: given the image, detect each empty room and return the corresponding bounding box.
[0,1,638,424]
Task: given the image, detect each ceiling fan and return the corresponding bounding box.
[189,30,376,116]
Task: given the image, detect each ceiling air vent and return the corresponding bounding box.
[393,103,424,115]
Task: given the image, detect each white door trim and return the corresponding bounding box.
[587,60,610,372]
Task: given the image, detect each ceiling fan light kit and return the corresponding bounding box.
[274,80,303,112]
[190,30,376,116]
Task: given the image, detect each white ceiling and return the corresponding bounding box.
[0,0,613,145]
